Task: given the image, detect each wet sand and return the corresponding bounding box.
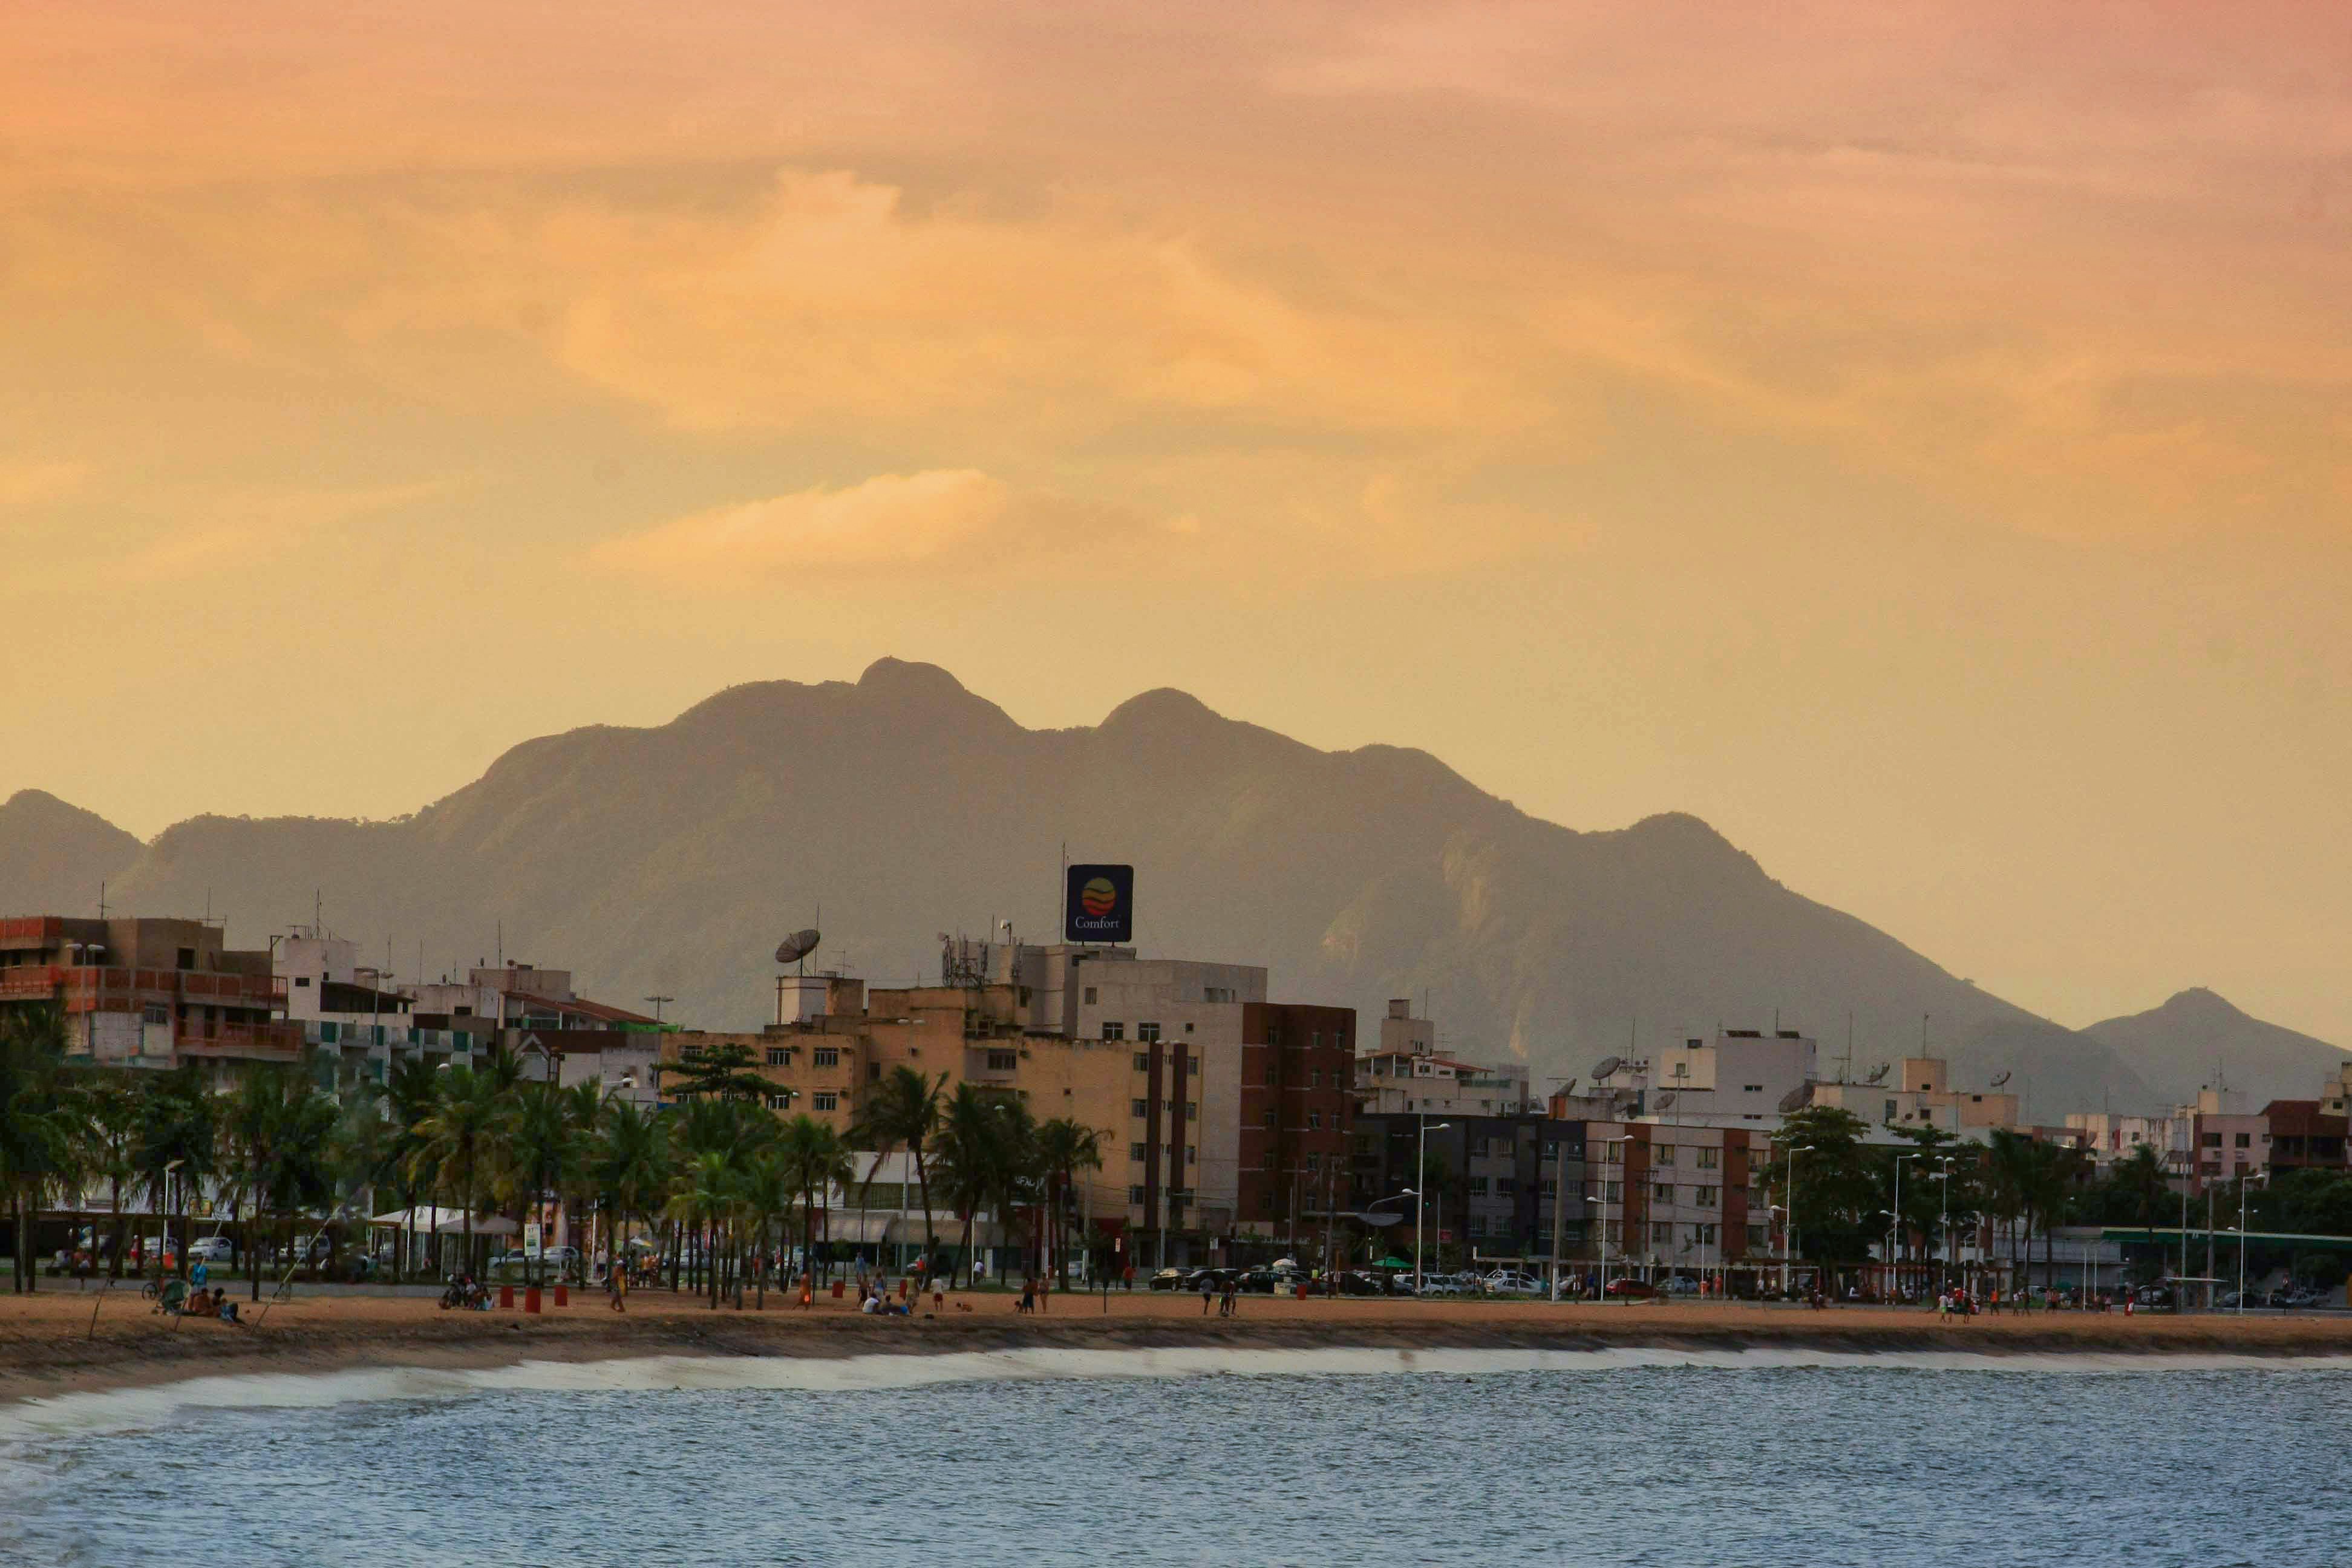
[5,1284,2348,1404]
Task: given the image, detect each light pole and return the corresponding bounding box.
[1414,1119,1450,1297]
[1930,1159,1955,1295]
[1783,1145,1814,1297]
[2236,1171,2267,1313]
[1585,1195,1610,1298]
[1892,1153,1919,1301]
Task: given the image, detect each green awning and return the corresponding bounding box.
[1375,1256,1412,1269]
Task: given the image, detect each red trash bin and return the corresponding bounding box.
[832,1279,844,1299]
[524,1285,542,1315]
[498,1283,515,1310]
[554,1284,568,1307]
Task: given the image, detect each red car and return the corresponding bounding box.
[1604,1278,1659,1299]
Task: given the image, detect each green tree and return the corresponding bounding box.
[410,1063,503,1279]
[72,1070,143,1279]
[1762,1106,1877,1284]
[591,1096,671,1285]
[855,1067,946,1277]
[382,1056,443,1282]
[658,1042,773,1104]
[130,1063,215,1288]
[1035,1117,1106,1286]
[778,1114,854,1295]
[498,1082,580,1288]
[0,1006,72,1293]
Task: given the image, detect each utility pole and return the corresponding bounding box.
[1548,1135,1568,1301]
[643,995,674,1022]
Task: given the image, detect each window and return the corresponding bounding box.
[1305,1152,1320,1173]
[176,947,195,970]
[1604,1144,1623,1165]
[1885,1100,1899,1122]
[1133,1051,1151,1071]
[294,976,312,988]
[1084,987,1098,1004]
[143,1004,168,1025]
[1468,1177,1489,1196]
[1747,1224,1769,1250]
[1131,1099,1149,1118]
[1129,1142,1146,1160]
[1650,1223,1672,1245]
[1307,1112,1322,1131]
[683,1044,705,1061]
[1103,1022,1125,1041]
[1540,1177,1558,1198]
[2234,1132,2252,1148]
[1310,1069,1321,1089]
[2202,1132,2222,1148]
[1187,1145,1197,1166]
[1181,1100,1197,1119]
[1604,1181,1623,1202]
[1189,1057,1200,1074]
[1138,1022,1161,1043]
[1653,1184,1674,1205]
[813,1047,840,1068]
[765,1093,793,1110]
[1693,1223,1717,1246]
[814,1091,837,1111]
[987,1050,1018,1071]
[1695,1148,1719,1170]
[1694,1186,1719,1207]
[1654,1145,1676,1167]
[765,1047,791,1067]
[1264,1152,1276,1170]
[1129,1185,1146,1204]
[1468,1215,1489,1238]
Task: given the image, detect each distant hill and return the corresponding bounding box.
[1,659,2170,1117]
[0,789,141,916]
[2085,988,2350,1109]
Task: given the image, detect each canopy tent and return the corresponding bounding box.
[1374,1256,1413,1269]
[368,1206,519,1236]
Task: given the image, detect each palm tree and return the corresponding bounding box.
[1034,1117,1105,1287]
[223,1065,297,1302]
[779,1115,854,1296]
[382,1056,442,1282]
[130,1063,215,1289]
[931,1085,1021,1288]
[71,1070,143,1279]
[410,1064,502,1280]
[592,1096,671,1287]
[665,1149,739,1309]
[736,1146,794,1308]
[859,1067,945,1279]
[500,1083,578,1288]
[0,1006,73,1293]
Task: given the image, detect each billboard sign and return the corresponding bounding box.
[1064,863,1135,944]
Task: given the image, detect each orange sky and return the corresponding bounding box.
[3,2,2348,1042]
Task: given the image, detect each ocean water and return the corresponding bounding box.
[2,1347,2345,1566]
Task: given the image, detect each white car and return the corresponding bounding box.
[187,1236,234,1264]
[1483,1271,1544,1295]
[1418,1278,1463,1297]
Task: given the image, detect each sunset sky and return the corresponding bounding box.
[4,3,2347,1043]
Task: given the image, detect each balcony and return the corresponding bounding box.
[175,1021,305,1059]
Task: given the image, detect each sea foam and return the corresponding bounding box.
[1,1342,2344,1446]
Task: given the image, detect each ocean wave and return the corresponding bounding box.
[1,1344,2345,1446]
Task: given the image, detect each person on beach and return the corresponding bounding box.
[1018,1278,1036,1314]
[1202,1278,1215,1315]
[608,1264,627,1313]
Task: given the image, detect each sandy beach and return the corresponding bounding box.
[5,1283,2349,1405]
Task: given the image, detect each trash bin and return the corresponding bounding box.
[553,1284,568,1307]
[498,1283,515,1310]
[832,1279,844,1299]
[524,1285,542,1315]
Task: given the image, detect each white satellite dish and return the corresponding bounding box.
[1592,1056,1624,1080]
[1653,1091,1677,1111]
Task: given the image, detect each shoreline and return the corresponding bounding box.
[7,1292,2352,1406]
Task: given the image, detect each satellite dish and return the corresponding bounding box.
[1989,1071,2012,1088]
[1777,1083,1814,1114]
[1558,1078,1578,1097]
[1592,1056,1624,1080]
[1359,1209,1404,1228]
[1865,1063,1890,1085]
[1653,1091,1677,1110]
[774,928,822,966]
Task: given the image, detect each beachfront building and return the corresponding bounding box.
[1809,1054,2025,1142]
[1591,1029,1815,1129]
[1353,999,1537,1118]
[0,914,295,1083]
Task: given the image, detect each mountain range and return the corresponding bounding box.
[5,658,2342,1117]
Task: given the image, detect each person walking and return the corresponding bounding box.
[1201,1277,1215,1315]
[608,1263,627,1313]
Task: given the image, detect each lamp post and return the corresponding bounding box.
[1930,1159,1956,1296]
[2236,1171,2267,1314]
[1585,1195,1609,1298]
[1892,1153,1919,1301]
[1414,1119,1450,1298]
[1782,1145,1814,1296]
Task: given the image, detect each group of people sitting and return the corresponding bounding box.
[858,1281,910,1316]
[155,1281,241,1322]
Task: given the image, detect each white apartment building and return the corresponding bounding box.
[1591,1029,1816,1129]
[1354,999,1537,1117]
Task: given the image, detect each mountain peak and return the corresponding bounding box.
[1099,686,1221,731]
[857,656,969,701]
[2156,986,2246,1020]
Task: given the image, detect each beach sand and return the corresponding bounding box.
[5,1282,2349,1405]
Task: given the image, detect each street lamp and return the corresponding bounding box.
[1586,1194,1610,1298]
[1930,1158,1956,1295]
[1415,1120,1451,1298]
[2236,1171,2268,1314]
[1892,1153,1920,1301]
[1783,1145,1814,1297]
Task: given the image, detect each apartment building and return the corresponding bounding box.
[0,915,295,1081]
[1236,1003,1356,1243]
[1586,1119,1764,1279]
[1354,999,1536,1117]
[1593,1029,1815,1128]
[1811,1054,2023,1139]
[1350,1112,1586,1261]
[2261,1101,2347,1175]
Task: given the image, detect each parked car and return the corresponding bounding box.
[1483,1270,1544,1295]
[1662,1275,1702,1296]
[1604,1277,1659,1299]
[187,1236,235,1264]
[1418,1277,1463,1298]
[1145,1268,1186,1291]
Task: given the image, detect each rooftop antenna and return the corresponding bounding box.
[98,879,108,920]
[1865,1062,1890,1085]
